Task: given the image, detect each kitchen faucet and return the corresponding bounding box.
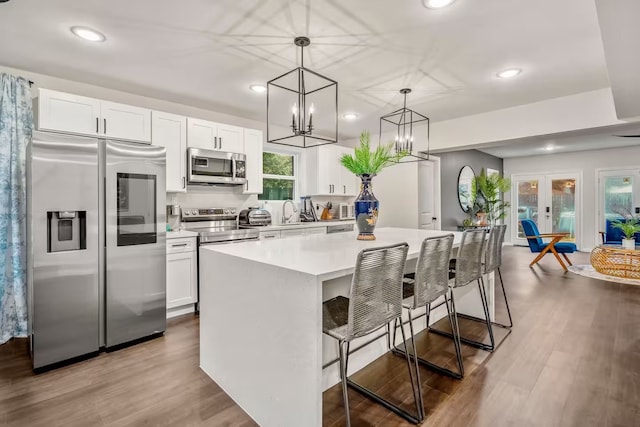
[282,199,298,224]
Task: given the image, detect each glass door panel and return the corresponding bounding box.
[598,169,640,242]
[550,178,576,241]
[516,179,540,240]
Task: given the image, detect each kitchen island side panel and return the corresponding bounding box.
[199,248,323,427]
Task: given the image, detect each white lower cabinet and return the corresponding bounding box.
[166,237,197,318]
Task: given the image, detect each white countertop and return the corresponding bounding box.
[201,227,462,280]
[166,230,198,239]
[249,220,355,232]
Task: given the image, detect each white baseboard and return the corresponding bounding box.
[167,304,196,319]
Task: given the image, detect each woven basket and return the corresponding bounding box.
[590,246,640,279]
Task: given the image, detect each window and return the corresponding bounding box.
[259,151,298,201]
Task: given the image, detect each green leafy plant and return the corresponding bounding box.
[471,169,512,224]
[340,131,407,176]
[611,218,640,239]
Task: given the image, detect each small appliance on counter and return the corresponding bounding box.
[339,203,355,220]
[238,207,272,226]
[299,196,318,222]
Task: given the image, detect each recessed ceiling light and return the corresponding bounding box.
[249,84,266,93]
[423,0,456,9]
[70,26,106,42]
[497,68,522,79]
[342,112,359,120]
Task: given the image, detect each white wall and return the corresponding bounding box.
[342,126,429,229]
[504,145,640,250]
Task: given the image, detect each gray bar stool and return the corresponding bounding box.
[430,229,495,352]
[323,243,423,426]
[457,224,513,329]
[391,234,464,381]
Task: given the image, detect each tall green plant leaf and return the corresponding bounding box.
[340,131,407,176]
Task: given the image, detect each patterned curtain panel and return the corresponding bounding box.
[0,74,32,344]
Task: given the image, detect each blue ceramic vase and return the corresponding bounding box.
[354,174,379,240]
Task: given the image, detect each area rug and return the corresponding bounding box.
[568,264,640,286]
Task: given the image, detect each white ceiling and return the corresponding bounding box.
[473,122,640,158]
[0,0,611,140]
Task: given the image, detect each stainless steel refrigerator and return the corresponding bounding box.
[27,131,166,370]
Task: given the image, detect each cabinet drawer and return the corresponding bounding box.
[305,227,327,235]
[166,237,196,253]
[260,231,281,240]
[280,228,305,238]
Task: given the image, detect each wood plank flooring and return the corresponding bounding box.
[1,246,639,426]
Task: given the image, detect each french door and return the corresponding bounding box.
[512,173,581,247]
[597,169,640,236]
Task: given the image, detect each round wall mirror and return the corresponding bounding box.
[457,166,475,213]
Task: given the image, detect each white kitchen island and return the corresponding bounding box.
[199,227,494,427]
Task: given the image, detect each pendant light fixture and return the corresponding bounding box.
[379,88,430,162]
[267,36,338,148]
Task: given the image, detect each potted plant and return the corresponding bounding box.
[471,169,512,225]
[611,218,640,249]
[340,131,406,240]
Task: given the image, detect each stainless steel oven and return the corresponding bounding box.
[187,148,246,186]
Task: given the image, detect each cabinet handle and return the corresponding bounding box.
[103,118,107,134]
[171,243,188,247]
[214,136,217,149]
[219,137,222,149]
[343,185,346,194]
[245,180,248,191]
[182,177,186,189]
[96,117,99,133]
[264,235,276,239]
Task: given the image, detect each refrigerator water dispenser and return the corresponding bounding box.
[47,211,86,252]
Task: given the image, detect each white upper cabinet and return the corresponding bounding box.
[36,89,151,143]
[187,118,244,153]
[336,146,358,196]
[37,89,101,136]
[186,118,217,150]
[243,128,263,194]
[101,101,151,143]
[306,145,358,196]
[217,123,244,153]
[152,111,187,192]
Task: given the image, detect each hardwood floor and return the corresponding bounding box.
[1,246,639,426]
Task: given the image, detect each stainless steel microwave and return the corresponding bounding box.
[187,148,247,186]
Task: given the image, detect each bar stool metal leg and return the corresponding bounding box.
[448,292,465,377]
[457,268,513,329]
[338,340,351,427]
[406,310,425,420]
[392,297,464,380]
[430,279,496,352]
[345,320,423,424]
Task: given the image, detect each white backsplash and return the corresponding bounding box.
[166,186,355,230]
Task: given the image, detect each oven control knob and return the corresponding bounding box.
[229,208,235,214]
[191,209,198,215]
[183,211,189,216]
